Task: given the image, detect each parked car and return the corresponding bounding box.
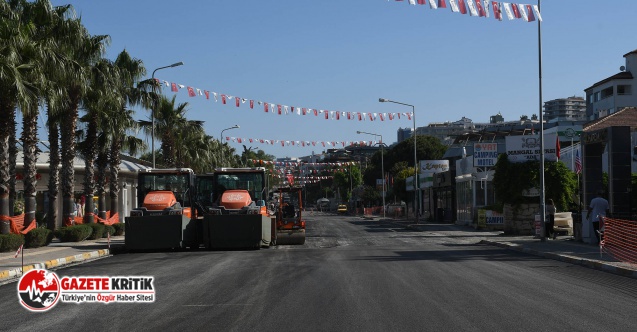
[337,204,348,214]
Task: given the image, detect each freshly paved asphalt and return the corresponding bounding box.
[2,214,635,282]
[1,212,636,331]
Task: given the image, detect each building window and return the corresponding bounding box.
[601,86,614,99]
[618,85,632,95]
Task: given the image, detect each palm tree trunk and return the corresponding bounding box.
[0,102,13,234]
[61,89,80,225]
[109,138,122,217]
[21,109,39,228]
[82,112,99,224]
[47,113,60,230]
[8,111,17,217]
[96,148,108,220]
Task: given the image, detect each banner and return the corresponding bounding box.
[505,134,558,162]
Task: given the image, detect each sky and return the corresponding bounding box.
[44,0,637,160]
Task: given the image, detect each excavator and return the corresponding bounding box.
[125,168,201,251]
[200,167,276,249]
[274,186,306,245]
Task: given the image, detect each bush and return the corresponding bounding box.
[54,225,93,242]
[113,223,125,236]
[86,223,105,240]
[103,225,115,238]
[0,233,24,252]
[25,227,53,248]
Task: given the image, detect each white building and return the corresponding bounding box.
[585,49,637,120]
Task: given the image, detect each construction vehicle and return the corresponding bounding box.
[125,168,200,251]
[200,167,275,249]
[274,186,306,245]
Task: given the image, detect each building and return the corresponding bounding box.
[397,127,413,143]
[585,49,637,120]
[544,96,587,122]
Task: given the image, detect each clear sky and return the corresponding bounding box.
[46,0,637,160]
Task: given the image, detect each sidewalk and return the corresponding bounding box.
[0,236,123,284]
[381,217,637,280]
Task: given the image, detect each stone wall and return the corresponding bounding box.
[503,203,540,235]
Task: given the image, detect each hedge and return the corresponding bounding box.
[103,224,115,238]
[86,223,105,240]
[0,233,24,252]
[113,223,125,236]
[54,225,93,242]
[25,228,53,248]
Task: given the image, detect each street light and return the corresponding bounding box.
[151,61,184,168]
[219,125,240,166]
[357,130,385,219]
[379,98,418,224]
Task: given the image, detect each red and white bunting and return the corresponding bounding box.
[395,0,540,22]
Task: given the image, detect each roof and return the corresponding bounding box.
[583,107,637,132]
[624,49,637,57]
[584,71,634,91]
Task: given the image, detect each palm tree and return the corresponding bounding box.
[57,27,109,225]
[139,95,203,168]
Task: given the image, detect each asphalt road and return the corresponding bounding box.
[2,212,637,331]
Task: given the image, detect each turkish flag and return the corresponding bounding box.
[204,90,210,99]
[475,0,485,16]
[264,103,269,112]
[511,3,521,18]
[492,2,502,20]
[278,104,282,115]
[438,0,446,8]
[526,5,535,22]
[250,100,254,108]
[458,0,467,14]
[187,87,196,97]
[236,97,240,107]
[222,94,226,104]
[556,136,561,160]
[171,83,178,92]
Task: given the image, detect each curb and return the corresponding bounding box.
[480,240,637,280]
[0,249,110,283]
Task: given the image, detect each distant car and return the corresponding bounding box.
[337,204,348,214]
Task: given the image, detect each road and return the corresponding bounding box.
[2,212,636,331]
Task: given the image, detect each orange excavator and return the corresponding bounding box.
[274,186,306,245]
[125,168,200,251]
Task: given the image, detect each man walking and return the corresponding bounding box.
[587,190,609,243]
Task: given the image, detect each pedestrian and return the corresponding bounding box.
[545,199,556,240]
[75,198,83,218]
[587,190,609,243]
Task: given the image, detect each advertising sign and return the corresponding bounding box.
[473,143,499,167]
[505,134,558,163]
[420,160,449,173]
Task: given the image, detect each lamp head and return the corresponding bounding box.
[234,125,240,129]
[171,61,184,67]
[356,131,361,134]
[379,98,388,103]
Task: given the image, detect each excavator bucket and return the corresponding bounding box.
[276,228,305,245]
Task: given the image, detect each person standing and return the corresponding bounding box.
[587,190,609,243]
[545,199,556,240]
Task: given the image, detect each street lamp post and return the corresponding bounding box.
[151,61,184,168]
[357,130,385,219]
[379,98,418,224]
[219,125,240,166]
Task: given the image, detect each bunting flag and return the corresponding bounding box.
[389,0,541,22]
[158,78,413,123]
[231,138,382,149]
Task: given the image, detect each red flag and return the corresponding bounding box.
[287,174,294,185]
[278,104,282,115]
[347,112,352,120]
[264,103,269,112]
[511,3,521,18]
[250,100,254,108]
[222,94,227,104]
[236,97,240,107]
[379,113,385,121]
[556,136,561,160]
[458,0,467,14]
[336,112,340,120]
[417,0,426,4]
[358,113,362,121]
[313,109,318,116]
[187,86,196,97]
[492,2,502,20]
[407,113,412,121]
[526,4,535,22]
[204,90,210,99]
[302,108,307,115]
[438,0,446,8]
[325,111,329,119]
[171,83,178,92]
[389,113,394,120]
[476,0,486,17]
